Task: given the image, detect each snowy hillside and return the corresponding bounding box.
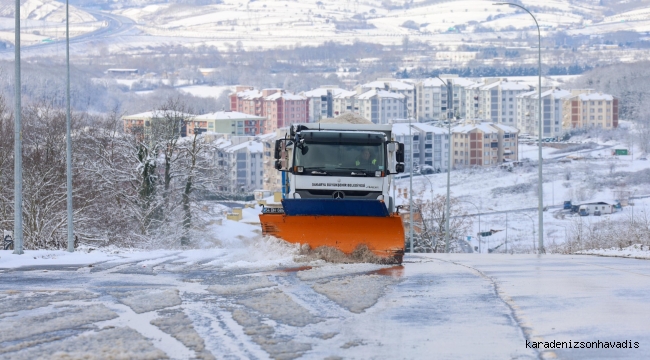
[0,0,100,46]
[106,0,650,51]
[0,0,95,22]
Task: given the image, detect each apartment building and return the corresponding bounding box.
[194,111,266,136]
[451,121,519,168]
[229,86,267,117]
[122,110,195,140]
[215,136,264,193]
[332,89,358,116]
[478,80,531,126]
[359,78,415,116]
[230,87,309,133]
[516,89,572,138]
[392,122,450,172]
[565,93,619,130]
[357,90,407,124]
[258,128,289,192]
[302,86,346,122]
[415,76,478,122]
[264,91,309,132]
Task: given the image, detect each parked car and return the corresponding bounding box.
[639,157,647,161]
[594,210,602,216]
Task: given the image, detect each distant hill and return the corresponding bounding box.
[0,0,95,23]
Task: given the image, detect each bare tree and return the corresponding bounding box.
[411,195,473,253]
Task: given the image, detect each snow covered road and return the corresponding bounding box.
[1,249,648,359]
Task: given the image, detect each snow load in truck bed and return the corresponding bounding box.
[319,112,372,125]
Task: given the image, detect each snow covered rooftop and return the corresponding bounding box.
[123,110,194,119]
[265,92,307,101]
[333,90,357,99]
[361,80,414,91]
[411,123,448,134]
[303,87,346,97]
[577,93,615,101]
[419,78,446,87]
[223,140,263,153]
[452,122,499,134]
[235,89,263,100]
[194,111,265,121]
[357,89,405,100]
[490,123,520,133]
[481,81,530,91]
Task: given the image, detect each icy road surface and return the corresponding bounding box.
[1,251,648,359]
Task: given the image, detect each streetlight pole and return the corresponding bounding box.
[66,0,74,252]
[397,96,414,254]
[494,2,544,254]
[409,110,414,253]
[13,0,24,255]
[435,75,453,253]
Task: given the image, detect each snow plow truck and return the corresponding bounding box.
[259,122,407,263]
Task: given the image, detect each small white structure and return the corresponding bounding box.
[577,202,616,215]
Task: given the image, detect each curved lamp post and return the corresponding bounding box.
[396,96,414,253]
[493,2,544,254]
[13,0,23,255]
[434,75,453,253]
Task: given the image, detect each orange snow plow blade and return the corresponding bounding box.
[259,213,405,263]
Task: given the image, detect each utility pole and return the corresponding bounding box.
[444,79,452,253]
[494,2,544,254]
[408,107,414,254]
[13,0,23,255]
[66,0,74,252]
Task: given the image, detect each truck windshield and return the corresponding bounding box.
[294,132,385,173]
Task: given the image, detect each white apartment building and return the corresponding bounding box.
[302,86,346,123]
[516,88,572,138]
[215,137,264,193]
[357,90,407,124]
[451,121,519,168]
[414,76,478,122]
[565,92,619,130]
[332,89,358,116]
[392,122,450,172]
[359,78,415,116]
[478,80,531,126]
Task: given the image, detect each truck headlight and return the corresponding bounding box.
[377,195,384,201]
[293,193,301,199]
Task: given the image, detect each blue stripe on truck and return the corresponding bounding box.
[281,199,390,217]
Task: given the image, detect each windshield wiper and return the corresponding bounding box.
[335,167,370,176]
[337,167,367,171]
[304,167,328,175]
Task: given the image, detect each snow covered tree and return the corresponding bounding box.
[411,195,472,253]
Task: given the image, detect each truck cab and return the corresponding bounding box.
[579,205,589,216]
[275,123,405,213]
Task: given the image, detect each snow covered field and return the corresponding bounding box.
[394,125,650,253]
[2,223,649,359]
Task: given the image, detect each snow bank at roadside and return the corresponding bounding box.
[576,244,650,259]
[0,245,180,270]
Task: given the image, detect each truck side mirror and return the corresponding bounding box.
[396,143,405,163]
[274,139,283,160]
[396,163,405,173]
